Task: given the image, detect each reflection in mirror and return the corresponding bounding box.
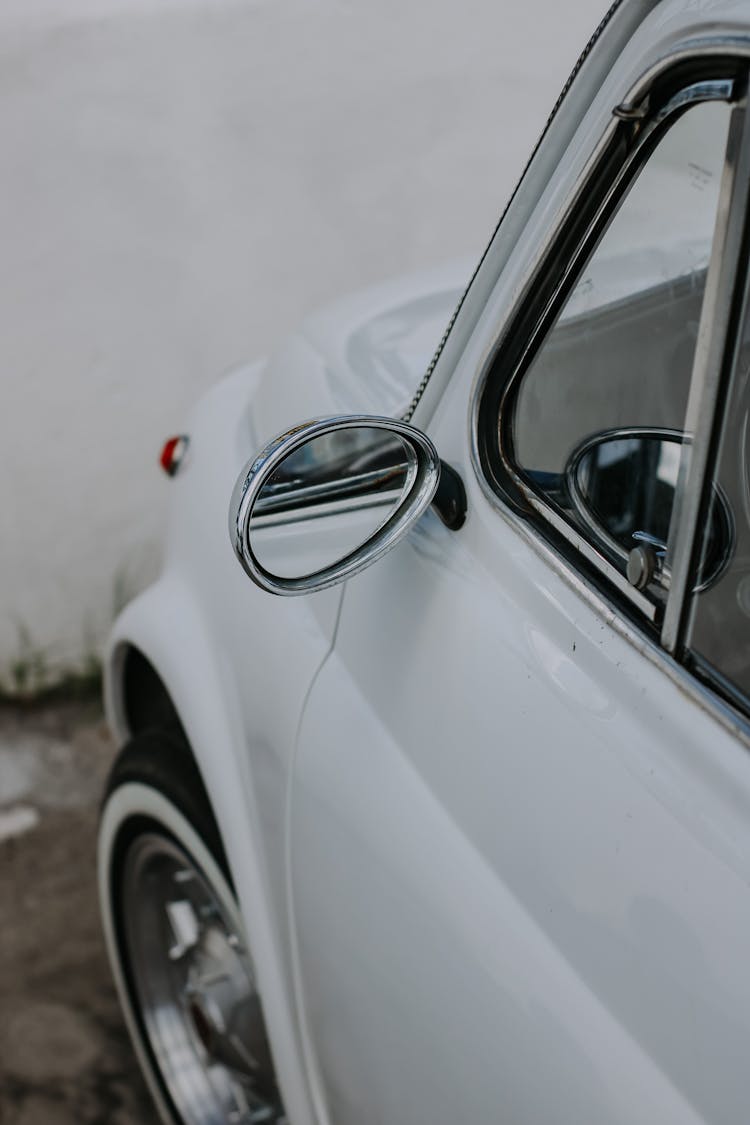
[566,429,734,591]
[250,427,417,579]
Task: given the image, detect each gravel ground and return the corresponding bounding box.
[0,699,159,1125]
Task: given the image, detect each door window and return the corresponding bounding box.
[509,98,731,602]
[476,68,750,723]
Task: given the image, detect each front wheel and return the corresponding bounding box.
[98,732,287,1125]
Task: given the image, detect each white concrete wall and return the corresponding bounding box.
[0,0,604,689]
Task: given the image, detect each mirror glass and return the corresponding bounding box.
[567,430,733,589]
[249,426,417,579]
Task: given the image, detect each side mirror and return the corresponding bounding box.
[229,415,441,595]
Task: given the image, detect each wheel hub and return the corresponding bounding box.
[184,924,271,1083]
[120,832,285,1124]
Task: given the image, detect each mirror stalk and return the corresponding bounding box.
[432,462,467,530]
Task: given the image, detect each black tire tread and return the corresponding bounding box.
[104,728,230,883]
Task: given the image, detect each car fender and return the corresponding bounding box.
[104,575,318,1125]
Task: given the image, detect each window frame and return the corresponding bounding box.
[475,58,750,638]
[473,54,750,726]
[680,233,750,710]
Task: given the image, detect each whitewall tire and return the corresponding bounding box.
[98,733,287,1125]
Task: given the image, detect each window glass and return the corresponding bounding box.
[687,292,750,702]
[510,100,730,591]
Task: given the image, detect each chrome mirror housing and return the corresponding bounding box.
[229,415,441,595]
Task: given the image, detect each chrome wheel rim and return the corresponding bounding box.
[120,831,286,1125]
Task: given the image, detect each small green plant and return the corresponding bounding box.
[6,622,49,698]
[0,561,149,706]
[0,621,102,707]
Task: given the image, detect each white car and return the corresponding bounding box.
[98,2,750,1123]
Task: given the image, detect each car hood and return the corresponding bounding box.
[248,259,473,443]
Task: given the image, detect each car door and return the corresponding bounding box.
[289,39,750,1125]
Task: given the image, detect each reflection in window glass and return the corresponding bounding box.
[511,100,730,587]
[571,433,680,558]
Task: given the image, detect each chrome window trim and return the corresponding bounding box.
[519,484,658,621]
[469,47,750,737]
[469,53,747,460]
[490,75,737,619]
[661,95,750,653]
[495,79,737,480]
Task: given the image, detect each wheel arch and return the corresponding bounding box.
[116,644,186,741]
[104,577,317,1125]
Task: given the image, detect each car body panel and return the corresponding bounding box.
[292,473,750,1125]
[288,3,750,1122]
[105,361,337,1125]
[104,1,750,1122]
[104,277,471,1122]
[106,574,318,1125]
[248,262,470,444]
